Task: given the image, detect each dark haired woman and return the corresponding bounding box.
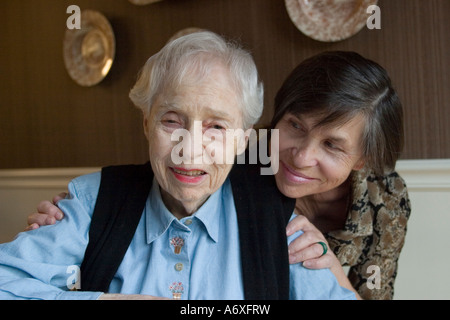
[276,51,410,299]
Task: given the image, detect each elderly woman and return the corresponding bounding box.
[275,51,410,299]
[0,32,355,300]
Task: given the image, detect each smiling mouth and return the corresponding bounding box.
[171,167,207,176]
[281,162,316,182]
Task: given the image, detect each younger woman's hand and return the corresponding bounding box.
[286,214,361,299]
[286,214,335,269]
[25,192,67,231]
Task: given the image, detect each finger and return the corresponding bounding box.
[27,212,56,227]
[302,254,334,270]
[286,214,311,236]
[24,223,39,231]
[288,228,326,254]
[52,192,68,205]
[289,241,327,264]
[36,200,64,220]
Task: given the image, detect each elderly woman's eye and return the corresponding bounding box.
[162,119,178,125]
[161,112,183,128]
[161,119,183,129]
[212,124,225,130]
[205,122,226,131]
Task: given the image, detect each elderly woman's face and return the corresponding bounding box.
[144,64,247,216]
[273,112,365,199]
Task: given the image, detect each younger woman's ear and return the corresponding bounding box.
[352,158,365,171]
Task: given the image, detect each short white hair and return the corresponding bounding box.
[129,31,264,129]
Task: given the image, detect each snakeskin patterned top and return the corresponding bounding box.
[325,168,411,300]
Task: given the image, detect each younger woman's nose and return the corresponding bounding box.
[291,143,319,168]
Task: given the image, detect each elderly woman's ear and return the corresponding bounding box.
[143,116,151,140]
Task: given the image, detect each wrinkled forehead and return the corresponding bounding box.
[150,76,244,129]
[291,105,367,132]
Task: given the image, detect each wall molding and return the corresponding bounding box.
[396,159,450,191]
[0,159,449,191]
[0,167,100,189]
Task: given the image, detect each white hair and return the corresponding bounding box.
[129,31,264,129]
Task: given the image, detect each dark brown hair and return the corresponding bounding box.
[271,51,404,175]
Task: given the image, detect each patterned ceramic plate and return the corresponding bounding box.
[63,10,115,86]
[285,0,378,42]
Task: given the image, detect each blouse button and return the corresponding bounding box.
[174,263,184,272]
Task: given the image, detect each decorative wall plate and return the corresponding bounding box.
[285,0,378,42]
[63,10,115,87]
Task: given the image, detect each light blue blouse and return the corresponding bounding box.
[0,171,355,300]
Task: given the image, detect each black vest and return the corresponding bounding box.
[80,161,295,299]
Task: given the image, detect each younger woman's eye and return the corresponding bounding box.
[291,121,300,129]
[289,119,303,131]
[324,140,342,152]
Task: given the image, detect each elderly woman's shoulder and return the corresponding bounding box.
[68,170,103,199]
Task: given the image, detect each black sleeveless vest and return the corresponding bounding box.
[79,161,295,299]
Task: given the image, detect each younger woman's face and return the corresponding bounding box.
[273,112,366,199]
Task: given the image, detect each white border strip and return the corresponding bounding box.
[0,159,449,191]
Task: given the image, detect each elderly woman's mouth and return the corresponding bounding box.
[170,167,208,183]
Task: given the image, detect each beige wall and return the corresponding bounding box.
[394,160,450,299]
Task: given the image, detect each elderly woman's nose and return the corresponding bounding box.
[291,143,319,168]
[182,122,205,162]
